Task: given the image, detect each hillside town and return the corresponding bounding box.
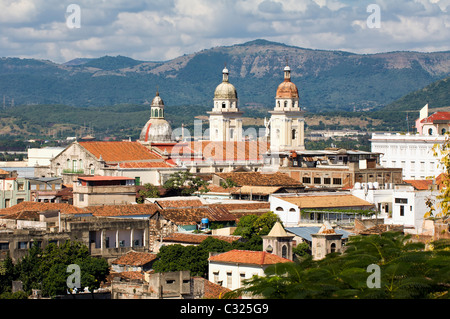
[0,65,449,300]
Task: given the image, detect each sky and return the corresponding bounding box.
[0,0,449,63]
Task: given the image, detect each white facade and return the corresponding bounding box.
[208,262,265,292]
[269,195,300,227]
[27,147,64,167]
[371,133,445,180]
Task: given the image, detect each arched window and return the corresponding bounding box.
[284,101,288,108]
[282,245,287,259]
[289,208,296,212]
[66,159,70,169]
[442,128,446,135]
[222,102,226,109]
[292,129,297,140]
[428,128,433,135]
[275,207,284,212]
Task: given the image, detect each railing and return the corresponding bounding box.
[62,169,85,174]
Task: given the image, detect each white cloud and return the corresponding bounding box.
[0,0,449,63]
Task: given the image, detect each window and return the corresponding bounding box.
[314,177,321,184]
[302,177,311,184]
[400,205,405,216]
[213,272,219,284]
[222,102,226,108]
[333,178,342,185]
[275,207,284,212]
[442,128,446,135]
[282,245,287,259]
[428,128,433,135]
[18,242,28,249]
[395,198,408,204]
[0,242,9,250]
[79,194,84,202]
[330,243,336,253]
[324,178,331,184]
[292,129,296,140]
[227,272,232,288]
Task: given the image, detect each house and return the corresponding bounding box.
[208,249,292,292]
[110,251,158,273]
[72,176,137,208]
[0,177,31,209]
[270,192,375,227]
[26,177,63,203]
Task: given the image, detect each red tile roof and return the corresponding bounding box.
[216,171,303,187]
[186,141,269,161]
[404,179,433,190]
[111,251,158,266]
[117,161,174,168]
[420,112,450,123]
[158,206,236,225]
[155,198,205,209]
[0,201,86,216]
[85,204,159,217]
[162,232,241,244]
[197,277,233,299]
[79,141,161,163]
[209,250,292,265]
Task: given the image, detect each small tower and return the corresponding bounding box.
[139,90,173,143]
[311,222,343,260]
[268,63,305,151]
[208,66,243,142]
[262,221,294,261]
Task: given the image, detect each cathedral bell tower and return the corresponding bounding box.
[267,63,305,152]
[208,66,243,142]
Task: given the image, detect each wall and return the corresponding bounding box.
[208,261,264,292]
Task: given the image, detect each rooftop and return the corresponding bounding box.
[111,251,158,266]
[216,171,303,187]
[278,193,375,210]
[208,249,292,265]
[79,141,161,163]
[162,232,241,244]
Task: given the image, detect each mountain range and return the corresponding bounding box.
[1,39,450,114]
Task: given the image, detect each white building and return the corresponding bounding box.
[27,147,64,167]
[351,180,441,234]
[208,249,292,293]
[371,105,448,180]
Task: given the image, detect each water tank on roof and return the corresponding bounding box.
[201,218,209,230]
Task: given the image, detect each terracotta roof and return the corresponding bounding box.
[231,186,283,196]
[0,201,86,216]
[78,176,134,181]
[280,194,375,209]
[117,161,174,168]
[111,251,158,266]
[0,169,9,175]
[79,141,161,163]
[187,141,269,161]
[420,112,450,123]
[159,206,236,225]
[209,249,292,265]
[195,277,232,299]
[162,232,241,244]
[155,198,205,209]
[216,172,303,187]
[1,211,40,221]
[404,179,433,190]
[85,204,159,217]
[206,184,240,194]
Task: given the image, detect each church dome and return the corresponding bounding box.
[276,64,299,99]
[140,118,173,143]
[214,67,237,100]
[152,91,164,107]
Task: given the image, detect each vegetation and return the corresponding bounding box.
[136,183,160,203]
[0,240,109,298]
[162,171,209,196]
[225,232,450,299]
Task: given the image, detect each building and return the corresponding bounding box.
[72,176,137,208]
[371,106,448,180]
[208,249,292,292]
[110,251,158,273]
[0,177,31,209]
[264,148,403,190]
[208,67,243,142]
[310,222,344,260]
[261,221,294,261]
[27,147,64,167]
[265,63,305,152]
[269,192,375,227]
[42,140,183,186]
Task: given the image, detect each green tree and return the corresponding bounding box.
[163,171,209,196]
[137,183,160,203]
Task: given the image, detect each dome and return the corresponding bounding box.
[214,67,237,100]
[151,91,164,107]
[276,65,298,98]
[276,81,298,98]
[140,118,173,143]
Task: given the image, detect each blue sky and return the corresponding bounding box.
[0,0,449,63]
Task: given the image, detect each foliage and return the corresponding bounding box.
[137,183,160,203]
[220,177,238,189]
[225,232,450,299]
[163,171,209,196]
[1,240,109,298]
[153,237,233,277]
